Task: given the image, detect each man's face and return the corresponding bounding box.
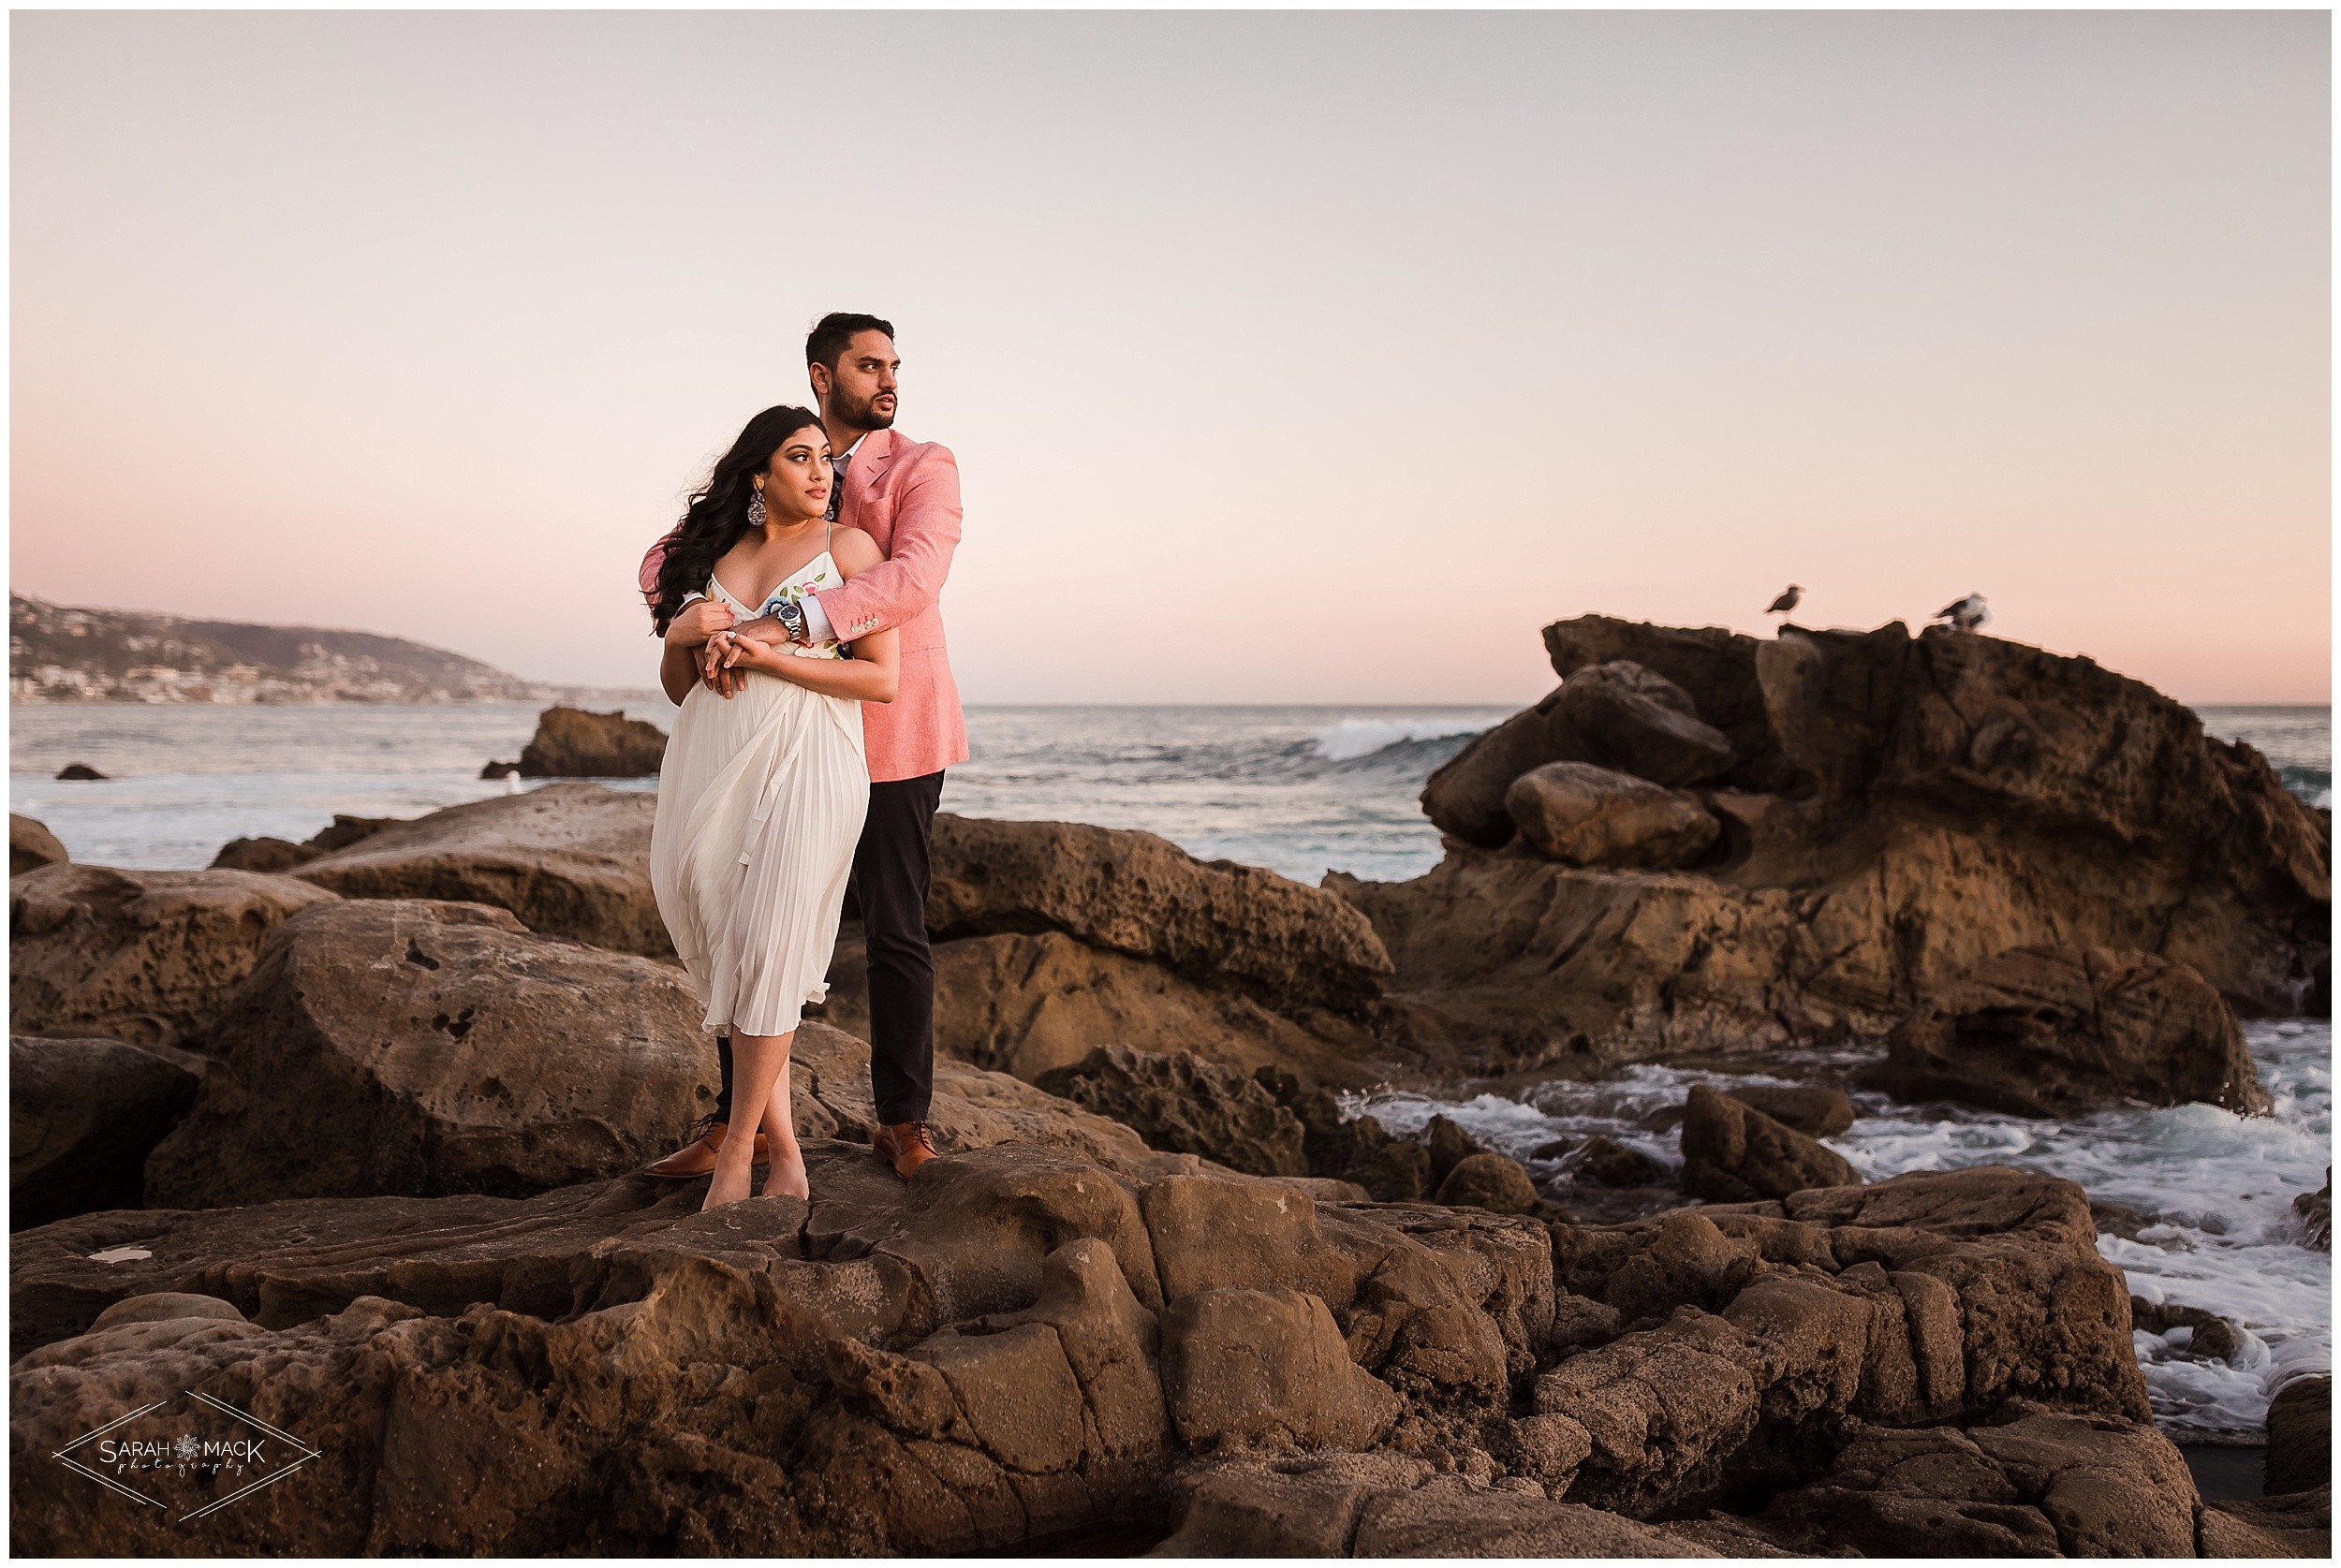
[814,330,899,432]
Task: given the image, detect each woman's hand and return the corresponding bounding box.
[721,626,788,674]
[665,597,735,650]
[699,629,744,697]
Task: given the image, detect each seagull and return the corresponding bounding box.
[1933,592,1990,633]
[1765,584,1802,616]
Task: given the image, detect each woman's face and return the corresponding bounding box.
[758,428,834,523]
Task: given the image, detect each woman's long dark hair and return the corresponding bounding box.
[650,404,825,634]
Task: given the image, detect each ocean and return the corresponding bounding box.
[8,697,2331,1441]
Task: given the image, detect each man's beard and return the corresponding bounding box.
[841,388,896,431]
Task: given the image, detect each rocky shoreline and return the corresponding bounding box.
[9,616,2331,1554]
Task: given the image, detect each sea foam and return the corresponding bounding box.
[1311,715,1494,763]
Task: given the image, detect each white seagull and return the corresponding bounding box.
[1765,584,1802,616]
[1933,592,1990,633]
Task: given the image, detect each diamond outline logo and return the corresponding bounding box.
[51,1389,323,1524]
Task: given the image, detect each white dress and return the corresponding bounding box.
[650,547,869,1037]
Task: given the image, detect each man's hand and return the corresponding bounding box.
[729,612,796,645]
[665,597,735,650]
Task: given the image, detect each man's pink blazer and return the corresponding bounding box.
[639,426,968,784]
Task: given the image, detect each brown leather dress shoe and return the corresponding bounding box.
[640,1115,771,1179]
[872,1121,938,1180]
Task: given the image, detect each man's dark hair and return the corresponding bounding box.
[806,313,896,373]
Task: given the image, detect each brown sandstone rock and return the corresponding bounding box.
[1505,762,1720,869]
[293,782,669,956]
[1734,1413,2202,1557]
[209,836,319,872]
[1545,616,1796,792]
[91,1291,253,1330]
[2294,1168,2332,1251]
[1419,686,1591,847]
[2201,1487,2334,1557]
[1160,1287,1402,1450]
[1422,1113,1483,1186]
[1154,1452,1708,1556]
[9,813,66,876]
[1033,1045,1308,1178]
[8,863,339,1046]
[1679,1083,1858,1202]
[1435,1151,1542,1215]
[144,898,716,1208]
[823,927,1380,1088]
[2129,1296,2243,1362]
[926,814,1392,1010]
[11,1035,204,1228]
[791,1022,1167,1178]
[1556,660,1735,786]
[1723,1083,1855,1137]
[1875,945,2271,1117]
[514,703,668,777]
[2266,1375,2332,1496]
[1348,617,2330,1076]
[1568,1134,1663,1187]
[8,1137,2153,1554]
[1252,1066,1432,1200]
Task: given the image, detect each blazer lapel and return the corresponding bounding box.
[841,429,894,531]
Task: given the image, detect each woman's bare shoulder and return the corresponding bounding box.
[830,525,885,576]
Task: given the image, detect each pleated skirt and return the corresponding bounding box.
[649,669,868,1037]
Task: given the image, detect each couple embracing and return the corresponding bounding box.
[636,312,963,1211]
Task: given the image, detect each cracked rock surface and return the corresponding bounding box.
[16,1106,2260,1557]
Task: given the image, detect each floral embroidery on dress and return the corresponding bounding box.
[711,554,847,662]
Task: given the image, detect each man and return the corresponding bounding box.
[642,312,966,1180]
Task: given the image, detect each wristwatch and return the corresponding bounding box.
[772,597,810,644]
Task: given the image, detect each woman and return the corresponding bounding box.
[647,405,898,1210]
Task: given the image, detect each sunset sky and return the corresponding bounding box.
[10,10,2330,703]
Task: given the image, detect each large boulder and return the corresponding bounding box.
[515,704,668,777]
[1871,946,2270,1118]
[1723,1083,1855,1138]
[1544,616,1794,792]
[1034,1045,1308,1178]
[2265,1374,2332,1496]
[1505,762,1719,869]
[8,863,339,1046]
[143,899,716,1208]
[926,814,1391,1010]
[10,813,66,877]
[1555,660,1735,786]
[210,813,407,874]
[1679,1083,1858,1202]
[1734,1413,2201,1557]
[1420,687,1592,847]
[1343,618,2329,1076]
[1435,1151,1542,1215]
[1252,1066,1434,1201]
[292,782,669,957]
[11,1036,205,1229]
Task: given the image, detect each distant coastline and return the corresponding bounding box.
[7,593,582,705]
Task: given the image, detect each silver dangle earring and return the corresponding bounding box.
[746,482,768,527]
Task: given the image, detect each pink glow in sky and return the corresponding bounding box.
[10,11,2330,702]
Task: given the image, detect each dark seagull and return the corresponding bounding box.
[1765,584,1802,616]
